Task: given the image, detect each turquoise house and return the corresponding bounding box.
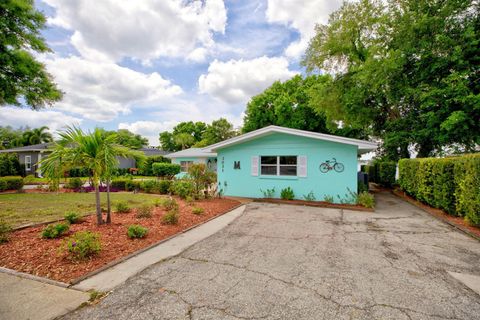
[166,126,377,203]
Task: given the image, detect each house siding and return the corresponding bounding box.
[171,157,208,178]
[216,132,358,203]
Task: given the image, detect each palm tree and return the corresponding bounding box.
[174,132,195,150]
[41,126,143,225]
[22,126,53,145]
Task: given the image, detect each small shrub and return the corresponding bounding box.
[65,177,84,189]
[0,179,7,192]
[323,195,334,203]
[260,187,275,198]
[162,209,179,225]
[115,201,130,213]
[141,180,159,193]
[158,180,172,194]
[170,179,196,199]
[136,204,153,218]
[280,187,295,200]
[162,197,179,211]
[64,212,80,224]
[127,225,148,239]
[0,176,24,191]
[303,191,316,201]
[125,180,140,191]
[41,223,70,239]
[191,206,204,215]
[357,192,375,208]
[185,196,195,205]
[337,188,358,204]
[0,221,12,243]
[61,231,101,260]
[152,198,164,207]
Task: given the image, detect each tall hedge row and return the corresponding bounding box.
[362,161,397,187]
[398,154,480,225]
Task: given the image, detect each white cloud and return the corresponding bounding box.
[266,0,342,58]
[0,107,82,134]
[44,56,182,121]
[43,0,227,63]
[119,121,177,146]
[198,56,297,104]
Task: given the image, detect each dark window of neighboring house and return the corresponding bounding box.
[25,155,32,171]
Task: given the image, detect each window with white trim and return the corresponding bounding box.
[180,161,193,172]
[25,155,32,171]
[260,156,297,176]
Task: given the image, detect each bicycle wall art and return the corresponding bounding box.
[319,158,344,173]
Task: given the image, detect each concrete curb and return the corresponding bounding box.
[0,266,72,289]
[254,198,374,212]
[69,202,246,286]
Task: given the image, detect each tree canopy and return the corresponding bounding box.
[303,0,480,159]
[104,129,148,149]
[0,0,62,109]
[0,125,53,149]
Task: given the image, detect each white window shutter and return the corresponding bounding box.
[251,156,259,176]
[298,155,307,177]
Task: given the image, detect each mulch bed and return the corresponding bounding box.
[392,188,480,240]
[254,198,373,212]
[0,197,240,283]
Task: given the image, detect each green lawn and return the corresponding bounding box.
[0,192,164,227]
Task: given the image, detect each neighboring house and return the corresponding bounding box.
[0,143,168,177]
[165,148,217,178]
[166,125,377,203]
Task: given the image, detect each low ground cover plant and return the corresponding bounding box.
[64,212,80,224]
[162,197,179,211]
[357,192,375,208]
[115,201,130,213]
[0,221,12,243]
[127,225,148,239]
[191,206,204,215]
[42,223,70,239]
[162,209,179,225]
[280,187,295,200]
[260,187,275,198]
[136,204,153,218]
[303,191,316,201]
[170,179,196,199]
[323,195,334,203]
[61,231,101,260]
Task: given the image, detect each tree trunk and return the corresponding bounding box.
[95,184,103,225]
[106,178,111,224]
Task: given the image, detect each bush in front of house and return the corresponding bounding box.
[162,197,179,211]
[158,180,171,194]
[111,178,130,191]
[141,179,159,193]
[187,163,217,198]
[0,179,7,192]
[191,206,204,215]
[170,179,196,199]
[139,155,171,176]
[303,191,316,201]
[399,154,480,225]
[65,177,84,189]
[357,192,375,208]
[64,212,80,224]
[115,201,131,213]
[0,176,24,191]
[0,153,22,177]
[127,225,148,239]
[67,167,90,177]
[0,220,12,243]
[125,180,141,191]
[41,223,70,239]
[136,204,153,218]
[61,231,101,260]
[280,187,295,200]
[152,163,181,179]
[162,209,179,225]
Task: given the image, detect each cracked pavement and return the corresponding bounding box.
[63,192,480,320]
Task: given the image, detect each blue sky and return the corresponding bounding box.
[0,0,342,145]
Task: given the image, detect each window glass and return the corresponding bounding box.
[280,156,297,165]
[180,161,193,172]
[260,156,297,176]
[261,166,277,175]
[25,156,31,171]
[279,166,297,176]
[261,156,277,165]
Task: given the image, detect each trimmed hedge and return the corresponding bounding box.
[398,154,480,225]
[152,163,181,178]
[0,153,22,177]
[138,156,170,176]
[0,176,24,191]
[362,161,396,187]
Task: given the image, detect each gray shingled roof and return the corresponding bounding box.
[0,142,53,153]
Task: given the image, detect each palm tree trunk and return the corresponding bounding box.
[95,184,103,225]
[106,178,111,224]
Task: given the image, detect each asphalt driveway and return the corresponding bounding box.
[64,192,480,320]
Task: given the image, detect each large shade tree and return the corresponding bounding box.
[41,127,143,225]
[0,0,62,109]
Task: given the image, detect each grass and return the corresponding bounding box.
[0,192,165,227]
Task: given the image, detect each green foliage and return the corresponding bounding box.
[127,225,148,239]
[104,129,148,149]
[125,180,140,191]
[162,197,179,211]
[140,180,159,193]
[0,179,6,191]
[67,167,90,177]
[280,187,295,200]
[138,155,170,176]
[157,180,172,194]
[358,181,369,193]
[136,204,153,218]
[61,231,101,260]
[337,188,358,204]
[363,161,396,187]
[199,118,237,146]
[115,201,130,213]
[0,220,12,243]
[303,191,316,201]
[303,0,480,159]
[191,207,204,215]
[0,176,24,190]
[41,223,69,239]
[323,195,334,203]
[0,0,62,108]
[357,192,375,208]
[0,153,22,176]
[170,179,196,199]
[162,209,179,225]
[260,187,275,198]
[399,154,480,225]
[152,163,181,178]
[187,163,217,198]
[65,177,84,189]
[64,212,80,224]
[111,178,130,190]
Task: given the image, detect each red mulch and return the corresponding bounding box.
[392,189,480,240]
[0,197,240,283]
